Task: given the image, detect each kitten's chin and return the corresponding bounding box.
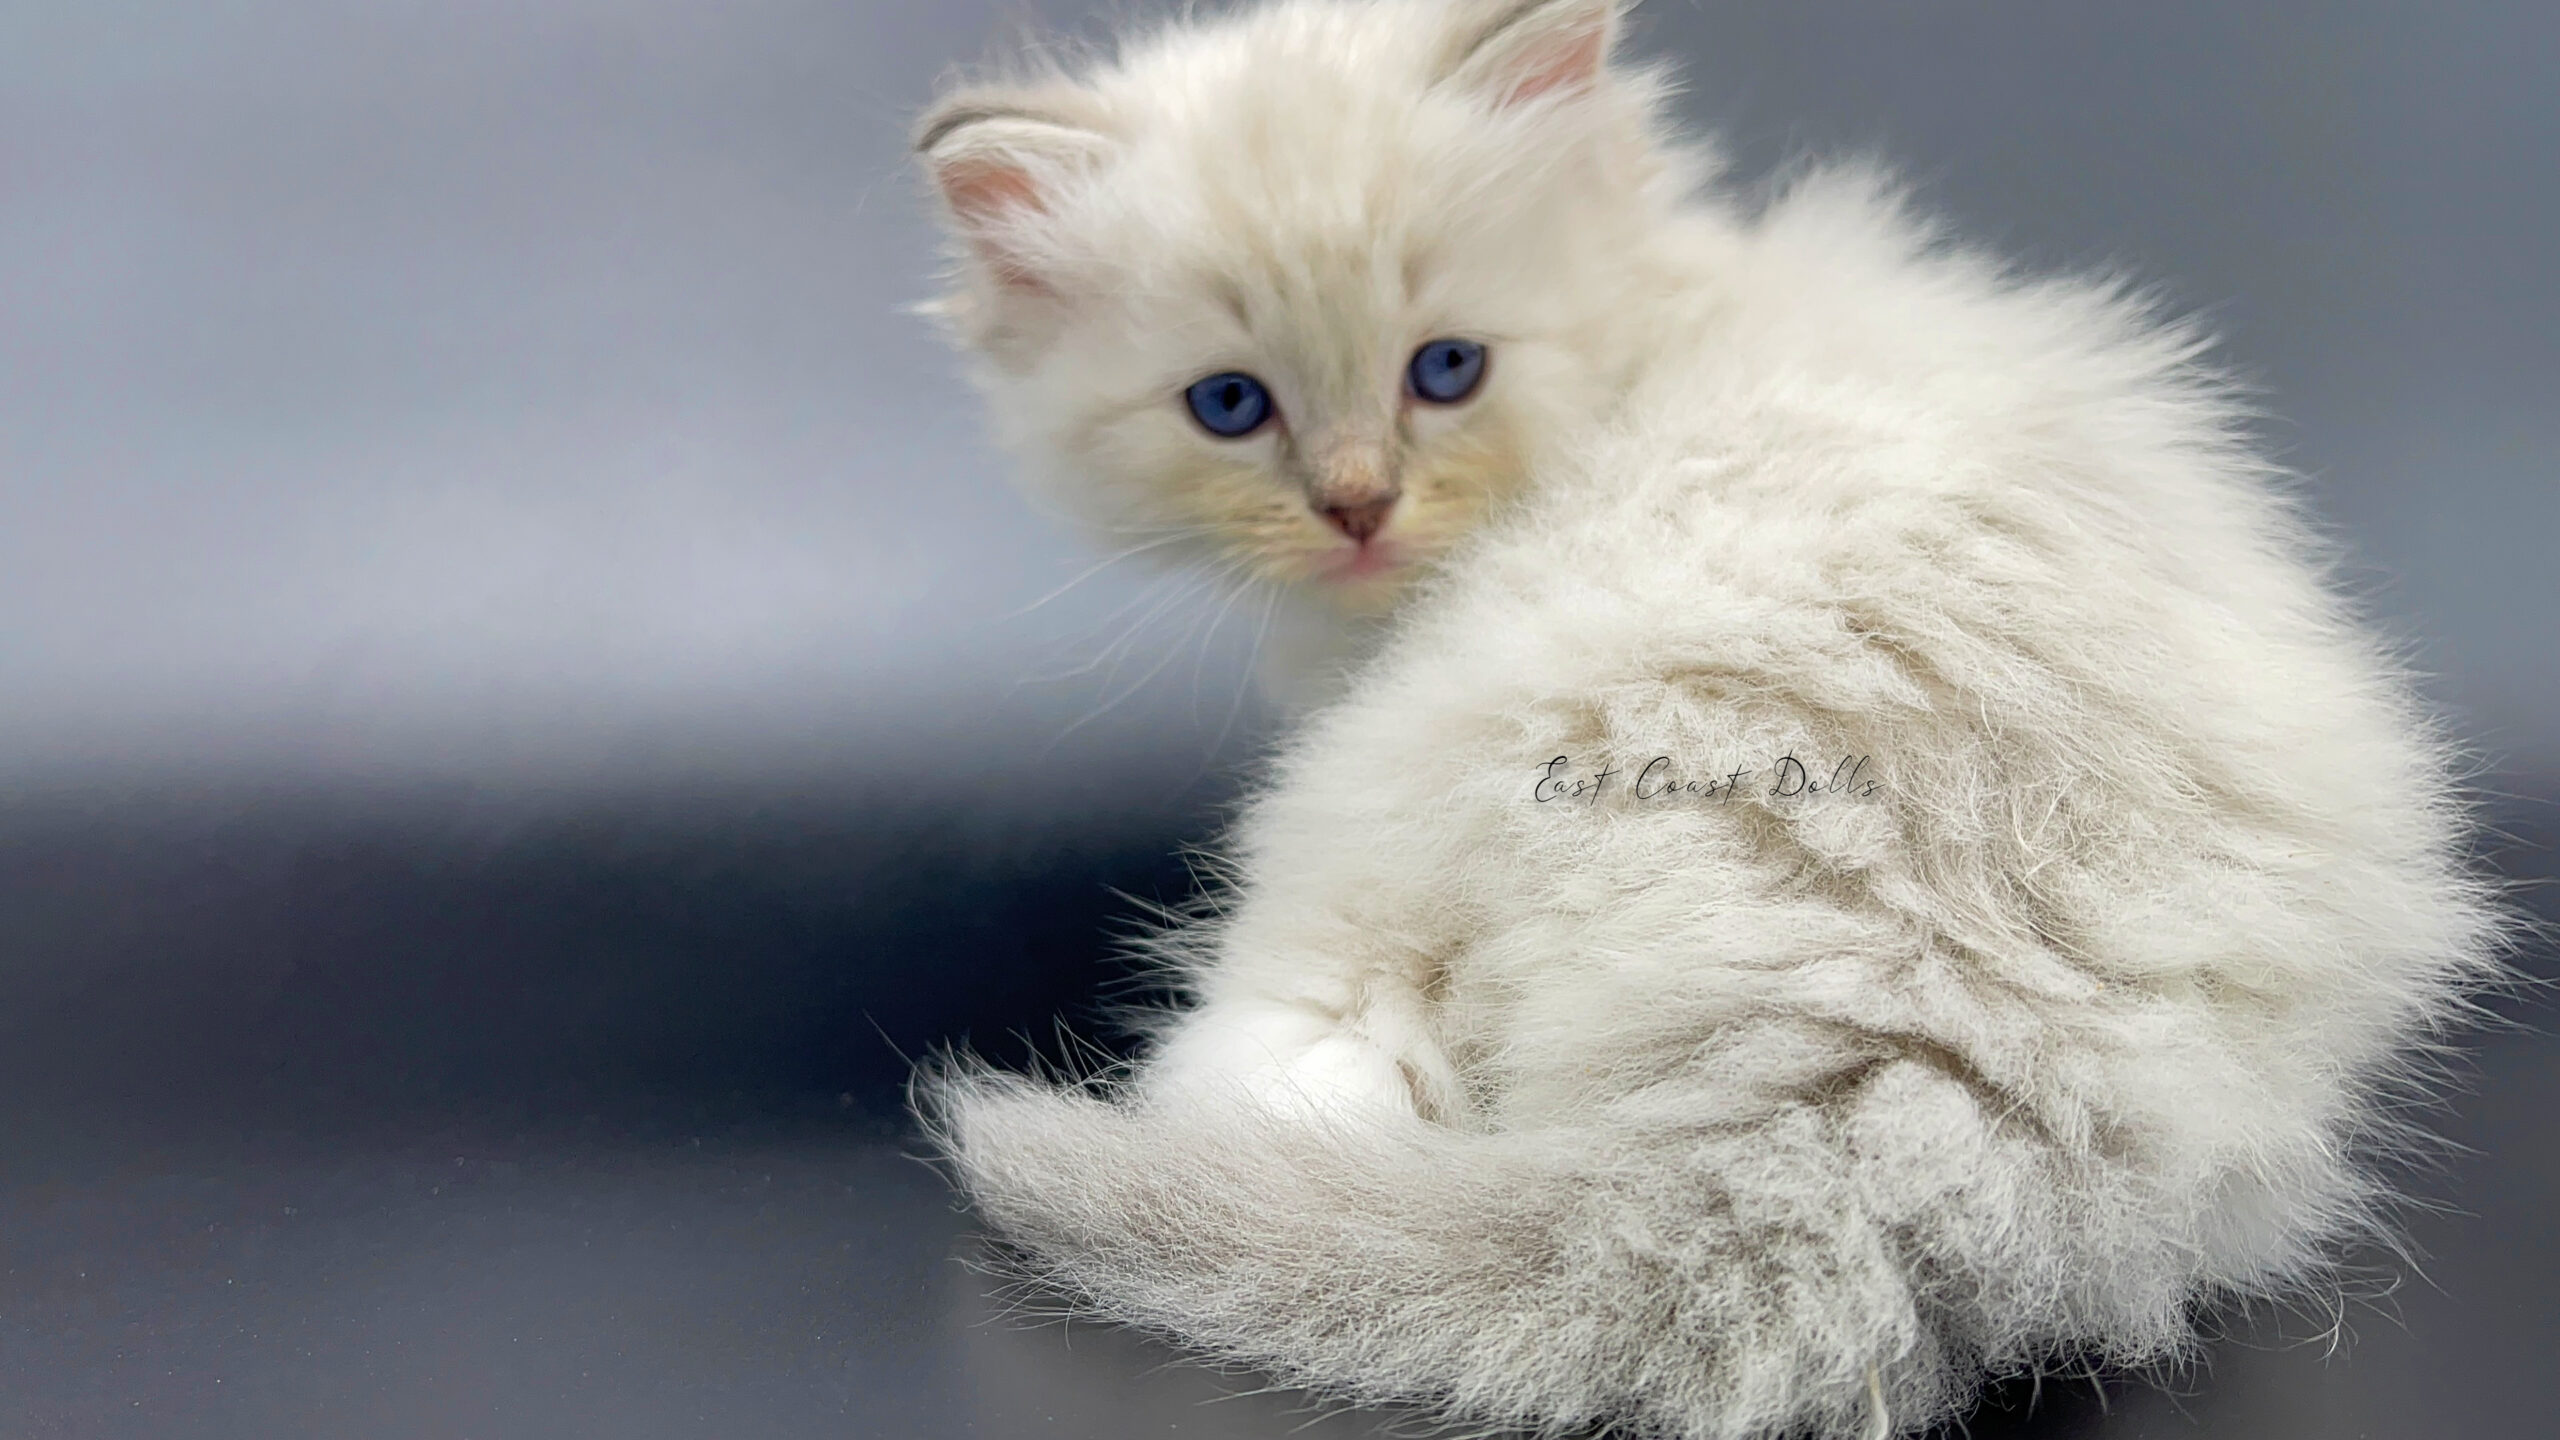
[1305,547,1415,616]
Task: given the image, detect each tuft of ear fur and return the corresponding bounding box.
[915,87,1113,293]
[1438,0,1623,107]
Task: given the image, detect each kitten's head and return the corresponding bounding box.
[918,0,1687,611]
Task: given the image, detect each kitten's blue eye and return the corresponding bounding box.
[1185,371,1273,438]
[1407,338,1487,404]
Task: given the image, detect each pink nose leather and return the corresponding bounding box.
[1321,498,1395,543]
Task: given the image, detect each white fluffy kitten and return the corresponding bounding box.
[913,2,2503,1435]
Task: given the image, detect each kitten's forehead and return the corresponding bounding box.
[1083,19,1570,344]
[1156,124,1453,417]
[1134,53,1443,234]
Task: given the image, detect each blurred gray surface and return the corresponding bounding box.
[1,2,2554,1437]
[5,995,2555,1440]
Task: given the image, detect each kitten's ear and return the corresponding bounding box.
[1438,0,1623,107]
[915,88,1113,293]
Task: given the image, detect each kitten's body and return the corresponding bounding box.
[915,3,2501,1435]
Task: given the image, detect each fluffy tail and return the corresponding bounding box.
[917,1059,2174,1439]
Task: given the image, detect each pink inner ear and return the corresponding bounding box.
[1500,28,1607,105]
[936,158,1052,292]
[937,157,1044,225]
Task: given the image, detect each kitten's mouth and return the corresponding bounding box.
[1319,540,1406,583]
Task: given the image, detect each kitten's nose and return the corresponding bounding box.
[1310,438,1397,544]
[1321,497,1395,544]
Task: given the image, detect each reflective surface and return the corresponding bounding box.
[2,2,2553,1436]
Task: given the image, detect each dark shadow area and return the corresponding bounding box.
[0,780,1224,1124]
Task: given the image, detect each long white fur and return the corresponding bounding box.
[911,2,2507,1435]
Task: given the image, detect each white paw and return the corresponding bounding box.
[1247,1030,1417,1120]
[1147,1006,1418,1121]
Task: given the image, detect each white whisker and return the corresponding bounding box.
[1000,530,1209,622]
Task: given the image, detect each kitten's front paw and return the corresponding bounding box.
[1147,1006,1419,1122]
[1249,1030,1419,1121]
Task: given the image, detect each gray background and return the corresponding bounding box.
[0,2,2552,1437]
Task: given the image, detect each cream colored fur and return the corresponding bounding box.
[912,2,2506,1435]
